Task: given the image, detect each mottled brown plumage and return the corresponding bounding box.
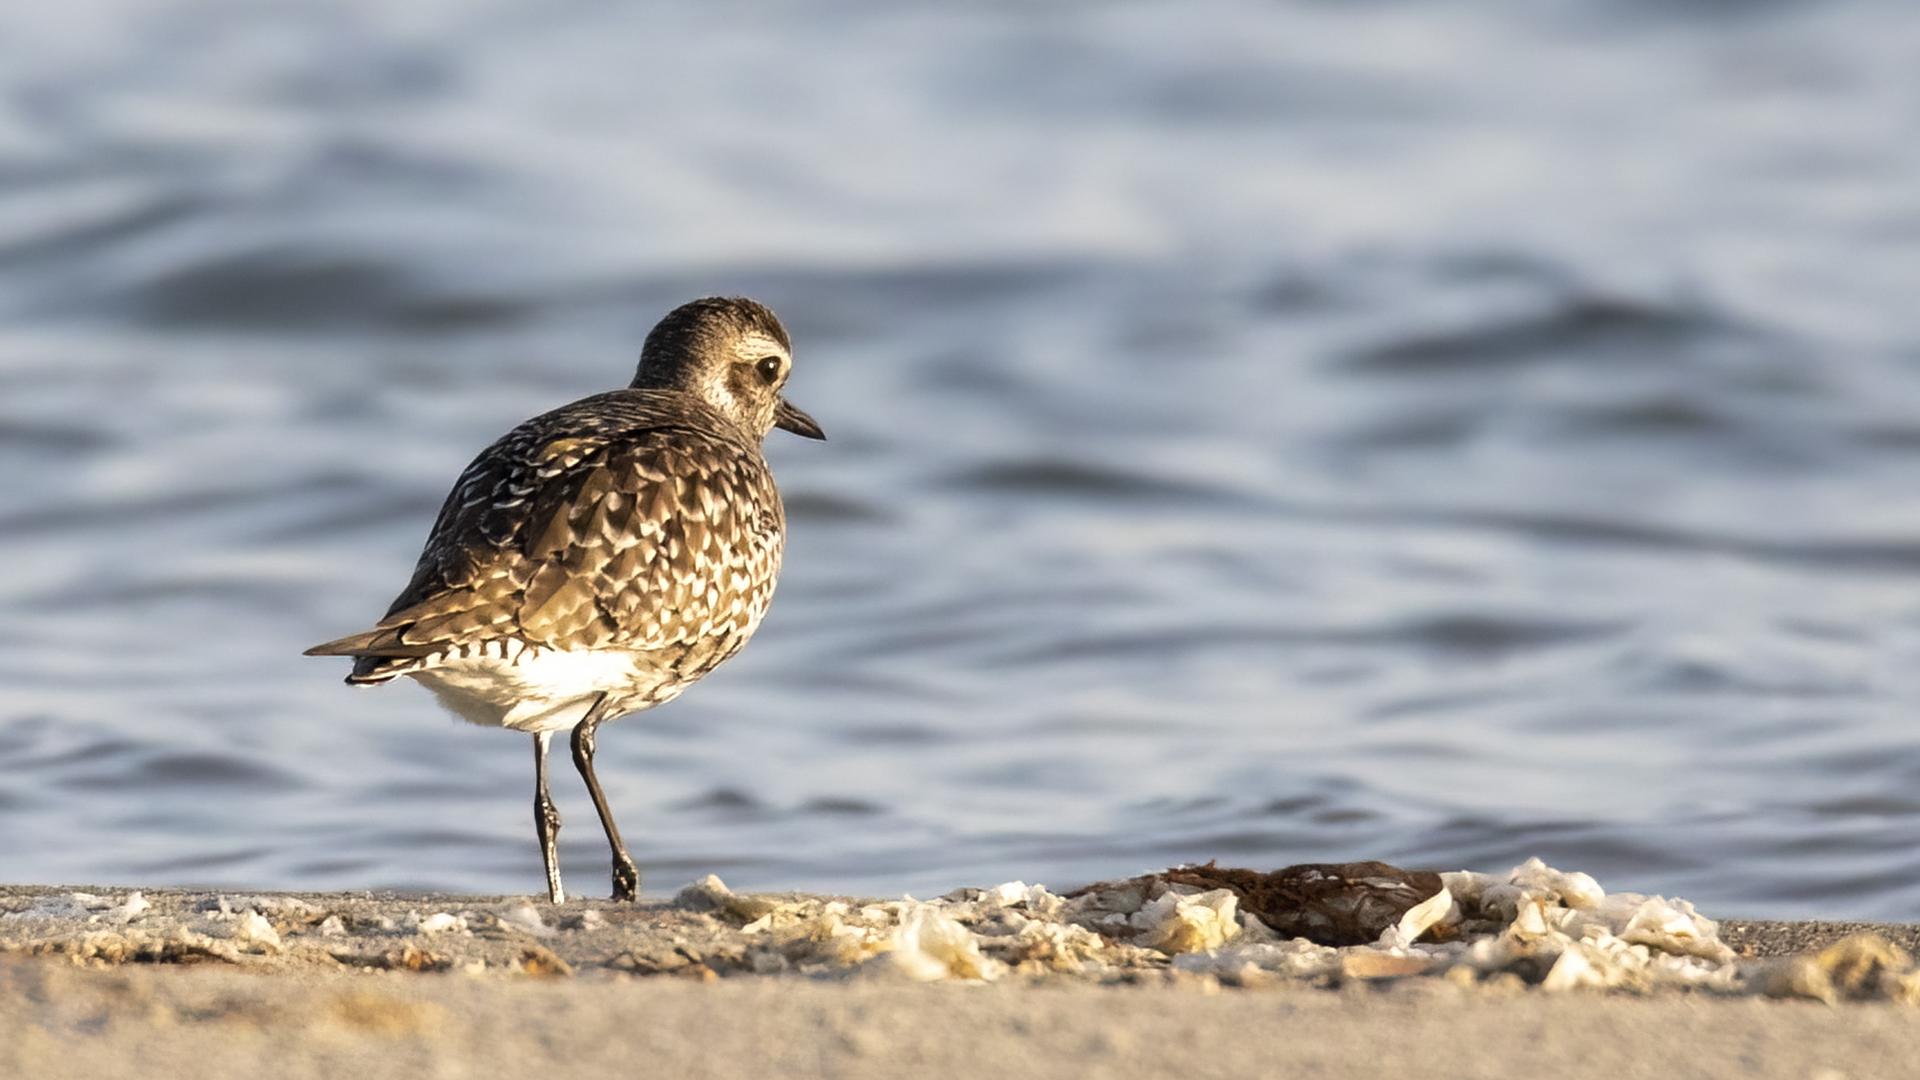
[306,297,824,903]
[318,394,786,707]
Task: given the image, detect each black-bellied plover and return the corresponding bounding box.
[306,297,824,903]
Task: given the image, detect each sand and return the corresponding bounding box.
[4,882,1916,1080]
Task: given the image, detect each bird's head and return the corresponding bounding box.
[631,297,825,442]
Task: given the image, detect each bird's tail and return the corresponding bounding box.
[306,630,430,685]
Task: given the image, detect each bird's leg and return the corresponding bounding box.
[533,731,565,904]
[571,696,640,902]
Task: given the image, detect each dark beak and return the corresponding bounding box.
[774,398,826,440]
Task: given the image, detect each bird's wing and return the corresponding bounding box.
[306,395,784,661]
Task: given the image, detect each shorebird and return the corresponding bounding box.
[306,297,824,903]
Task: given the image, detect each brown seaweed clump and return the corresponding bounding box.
[1160,861,1445,947]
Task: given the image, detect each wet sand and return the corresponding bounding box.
[4,883,1917,1080]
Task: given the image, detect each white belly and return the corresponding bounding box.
[405,646,679,733]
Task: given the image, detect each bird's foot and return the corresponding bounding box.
[611,856,640,903]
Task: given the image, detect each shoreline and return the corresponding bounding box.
[9,880,1920,960]
[7,881,1920,1079]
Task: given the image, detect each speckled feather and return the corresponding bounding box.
[340,391,782,675]
[307,297,818,730]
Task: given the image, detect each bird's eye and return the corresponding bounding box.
[755,356,784,384]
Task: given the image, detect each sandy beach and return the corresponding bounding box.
[8,953,1919,1080]
[6,879,1919,1080]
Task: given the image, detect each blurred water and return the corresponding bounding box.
[3,0,1920,919]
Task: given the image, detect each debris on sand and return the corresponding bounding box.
[3,861,1915,1003]
[3,891,151,926]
